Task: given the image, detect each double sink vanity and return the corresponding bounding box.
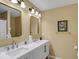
[0,40,49,59]
[0,1,49,59]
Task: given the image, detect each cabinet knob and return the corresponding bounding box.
[44,45,46,52]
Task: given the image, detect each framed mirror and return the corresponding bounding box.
[0,2,22,39]
[30,16,40,39]
[30,16,39,35]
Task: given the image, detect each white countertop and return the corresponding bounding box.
[0,40,49,59]
[0,53,14,59]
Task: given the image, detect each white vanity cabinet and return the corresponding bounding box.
[18,51,33,59]
[18,40,49,59]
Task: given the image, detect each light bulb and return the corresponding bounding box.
[21,1,26,8]
[39,13,41,17]
[11,0,18,3]
[31,9,35,14]
[28,13,32,16]
[35,11,38,16]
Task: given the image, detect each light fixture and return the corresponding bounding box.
[29,8,35,14]
[38,13,41,17]
[29,8,41,18]
[10,0,26,8]
[21,1,26,8]
[35,11,38,16]
[10,0,18,3]
[31,8,35,14]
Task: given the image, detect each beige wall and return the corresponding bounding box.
[0,0,32,46]
[42,4,78,59]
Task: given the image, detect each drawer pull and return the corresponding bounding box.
[44,45,46,52]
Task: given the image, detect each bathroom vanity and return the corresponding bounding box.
[0,2,46,59]
[0,40,49,59]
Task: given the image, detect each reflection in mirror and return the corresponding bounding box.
[10,9,21,37]
[0,3,22,39]
[30,16,40,40]
[30,16,39,35]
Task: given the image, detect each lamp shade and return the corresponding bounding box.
[21,1,26,8]
[11,0,18,3]
[31,9,35,14]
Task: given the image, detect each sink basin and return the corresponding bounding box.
[6,47,28,57]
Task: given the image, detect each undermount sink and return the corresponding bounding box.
[6,47,28,57]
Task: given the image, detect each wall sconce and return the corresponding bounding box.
[29,8,41,18]
[10,0,26,8]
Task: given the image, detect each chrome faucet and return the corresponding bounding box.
[11,39,16,49]
[6,46,10,51]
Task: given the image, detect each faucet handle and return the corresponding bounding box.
[24,41,27,45]
[11,44,15,49]
[6,46,10,51]
[16,43,18,48]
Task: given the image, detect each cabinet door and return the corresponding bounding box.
[18,42,49,59]
[18,54,29,59]
[43,42,49,58]
[18,52,33,59]
[31,42,49,59]
[32,45,44,59]
[18,51,42,59]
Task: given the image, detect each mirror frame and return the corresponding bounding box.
[29,14,41,39]
[0,2,21,13]
[0,2,22,38]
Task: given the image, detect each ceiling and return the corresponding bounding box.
[29,0,77,11]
